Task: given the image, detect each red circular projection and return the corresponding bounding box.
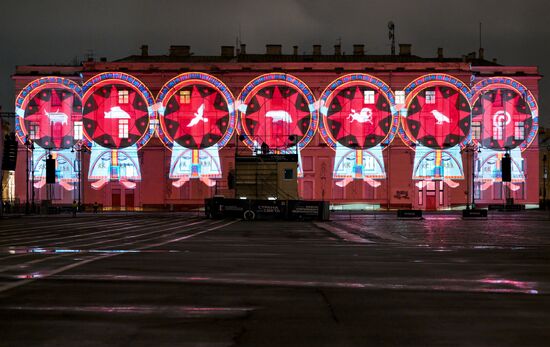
[82,83,149,149]
[162,83,231,149]
[22,87,82,150]
[404,85,470,149]
[241,82,312,150]
[471,88,533,151]
[325,85,392,149]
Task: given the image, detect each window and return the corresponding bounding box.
[493,120,505,140]
[515,182,525,200]
[395,90,405,105]
[179,90,191,104]
[425,90,436,104]
[118,119,129,138]
[284,168,294,180]
[471,121,481,140]
[493,182,503,200]
[149,119,158,136]
[474,182,481,200]
[29,122,40,140]
[514,122,525,141]
[118,90,129,104]
[73,121,83,140]
[364,155,375,171]
[439,180,444,205]
[363,90,375,104]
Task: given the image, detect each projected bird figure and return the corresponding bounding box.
[431,110,450,125]
[187,103,207,127]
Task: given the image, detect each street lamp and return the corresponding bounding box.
[24,135,34,214]
[463,143,479,210]
[71,141,87,211]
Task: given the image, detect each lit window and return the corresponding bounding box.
[493,119,505,140]
[119,119,129,138]
[471,121,481,140]
[118,90,129,104]
[514,122,525,141]
[29,123,40,140]
[149,119,158,136]
[395,90,405,105]
[365,155,375,170]
[179,90,191,104]
[73,121,83,140]
[425,90,436,104]
[363,90,375,104]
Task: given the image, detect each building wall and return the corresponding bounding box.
[11,61,540,210]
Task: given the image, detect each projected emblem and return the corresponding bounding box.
[83,84,150,149]
[319,74,399,187]
[324,85,393,149]
[403,85,470,149]
[238,74,317,154]
[14,77,84,191]
[161,83,232,150]
[400,74,472,187]
[157,73,236,187]
[471,88,533,151]
[82,73,155,189]
[18,85,82,150]
[469,78,539,194]
[237,74,317,177]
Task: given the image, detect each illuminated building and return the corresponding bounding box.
[11,44,541,210]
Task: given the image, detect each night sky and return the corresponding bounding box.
[1,0,548,125]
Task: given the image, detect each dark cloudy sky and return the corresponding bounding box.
[1,0,548,125]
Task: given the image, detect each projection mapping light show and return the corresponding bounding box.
[15,77,84,190]
[319,74,399,187]
[82,73,155,189]
[237,73,318,176]
[400,74,471,186]
[470,77,539,192]
[156,72,236,187]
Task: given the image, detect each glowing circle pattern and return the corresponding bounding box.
[82,73,155,150]
[238,74,317,151]
[401,75,471,150]
[319,74,398,149]
[156,73,236,150]
[15,77,83,150]
[470,78,538,152]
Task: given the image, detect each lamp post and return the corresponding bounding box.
[72,141,87,211]
[24,135,30,214]
[463,143,478,210]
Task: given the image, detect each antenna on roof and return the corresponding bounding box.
[388,21,395,56]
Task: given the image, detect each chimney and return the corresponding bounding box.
[169,45,191,57]
[437,47,443,59]
[221,46,235,57]
[266,44,282,55]
[399,44,412,56]
[353,44,365,56]
[313,45,322,56]
[240,44,246,55]
[479,47,484,60]
[141,45,149,57]
[293,45,298,55]
[334,44,341,56]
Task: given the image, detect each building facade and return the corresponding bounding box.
[10,44,541,210]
